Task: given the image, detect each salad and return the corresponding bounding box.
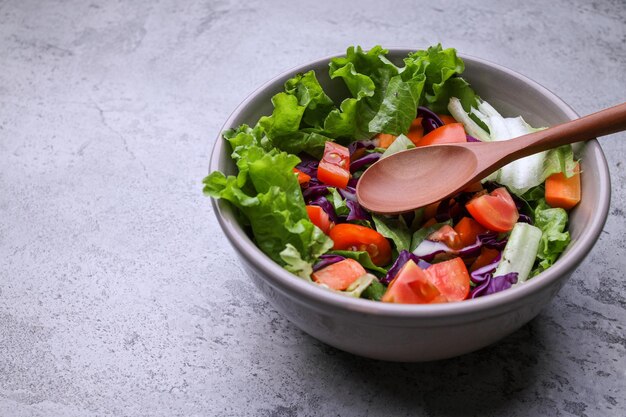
[204,45,580,303]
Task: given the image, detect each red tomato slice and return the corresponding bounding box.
[329,223,392,266]
[466,187,519,232]
[438,114,457,125]
[293,168,311,185]
[318,142,350,189]
[312,259,366,291]
[306,205,332,234]
[453,217,487,247]
[382,260,445,304]
[427,225,464,250]
[426,257,471,302]
[416,123,466,147]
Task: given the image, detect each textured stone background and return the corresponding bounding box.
[1,0,625,416]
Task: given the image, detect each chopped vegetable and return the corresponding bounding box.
[426,257,471,302]
[545,162,581,210]
[415,123,467,147]
[381,134,415,159]
[493,223,542,283]
[312,258,367,290]
[329,223,392,266]
[466,187,519,232]
[294,168,311,185]
[318,142,351,189]
[306,205,333,234]
[376,133,396,148]
[382,260,445,304]
[454,217,487,247]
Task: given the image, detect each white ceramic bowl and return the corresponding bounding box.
[209,49,610,362]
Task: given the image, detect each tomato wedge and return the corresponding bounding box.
[454,217,487,247]
[428,225,463,250]
[425,257,471,302]
[293,168,311,185]
[306,205,332,234]
[466,187,519,232]
[438,114,458,125]
[312,258,366,291]
[416,123,466,147]
[318,142,350,189]
[382,260,444,304]
[329,223,392,266]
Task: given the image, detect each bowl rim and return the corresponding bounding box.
[209,48,611,319]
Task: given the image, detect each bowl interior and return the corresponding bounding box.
[211,49,610,317]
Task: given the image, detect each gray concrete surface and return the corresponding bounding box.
[1,0,625,416]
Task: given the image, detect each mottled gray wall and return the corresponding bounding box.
[0,0,624,416]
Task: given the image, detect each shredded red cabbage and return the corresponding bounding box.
[466,134,481,142]
[417,106,444,134]
[303,184,331,202]
[350,152,381,173]
[348,139,378,156]
[338,186,357,202]
[347,177,359,188]
[468,253,518,298]
[312,254,346,272]
[471,272,518,298]
[296,153,319,178]
[413,232,507,262]
[345,199,371,222]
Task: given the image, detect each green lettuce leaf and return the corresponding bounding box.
[361,278,386,301]
[531,199,571,276]
[258,92,332,158]
[284,70,335,128]
[372,214,412,252]
[405,44,478,113]
[203,145,333,267]
[543,145,577,179]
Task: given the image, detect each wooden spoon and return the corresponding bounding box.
[356,102,626,214]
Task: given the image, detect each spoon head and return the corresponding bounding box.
[356,145,480,214]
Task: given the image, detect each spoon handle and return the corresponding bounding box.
[504,102,626,161]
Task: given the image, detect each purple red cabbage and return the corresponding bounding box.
[303,184,331,202]
[471,272,519,298]
[382,250,431,284]
[413,232,507,262]
[346,200,371,222]
[312,254,346,272]
[435,198,454,222]
[466,134,481,142]
[417,106,444,134]
[468,254,518,298]
[338,186,357,202]
[296,153,319,178]
[309,195,338,223]
[350,152,381,173]
[348,139,378,156]
[347,177,359,188]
